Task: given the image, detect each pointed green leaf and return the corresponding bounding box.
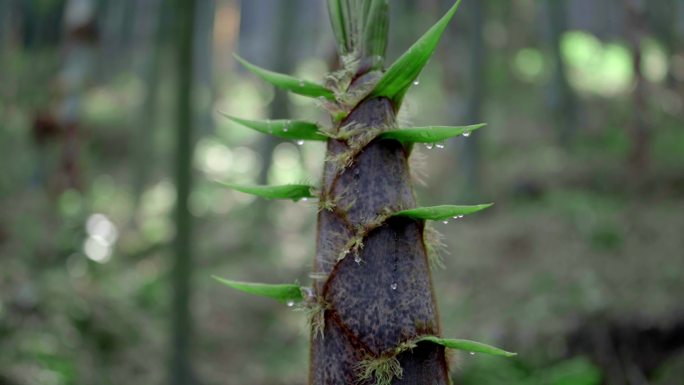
[234,54,335,100]
[393,203,493,221]
[418,336,517,357]
[212,276,304,304]
[222,114,328,141]
[217,183,315,202]
[370,0,462,106]
[379,124,485,143]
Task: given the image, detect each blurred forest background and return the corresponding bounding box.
[1,0,684,384]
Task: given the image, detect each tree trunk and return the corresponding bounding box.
[545,0,578,146]
[624,0,650,173]
[132,0,164,209]
[170,0,197,383]
[458,0,485,201]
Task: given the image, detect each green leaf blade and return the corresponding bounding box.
[393,204,493,221]
[234,54,335,100]
[222,114,328,141]
[327,0,348,54]
[217,183,315,202]
[379,124,485,143]
[362,0,389,67]
[370,0,462,106]
[212,276,304,304]
[419,336,517,357]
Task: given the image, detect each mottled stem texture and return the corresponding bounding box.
[310,94,449,384]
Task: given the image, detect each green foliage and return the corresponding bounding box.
[327,0,348,54]
[326,0,388,65]
[361,0,389,67]
[217,183,315,202]
[393,203,493,221]
[212,277,304,305]
[369,0,462,107]
[234,54,335,99]
[379,124,485,143]
[418,336,516,357]
[222,114,328,141]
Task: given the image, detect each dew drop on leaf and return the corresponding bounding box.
[301,287,315,300]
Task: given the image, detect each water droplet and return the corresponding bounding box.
[390,283,398,290]
[435,143,445,149]
[286,300,295,307]
[413,79,420,85]
[296,140,305,146]
[442,220,449,224]
[463,131,471,137]
[354,255,361,264]
[302,287,314,298]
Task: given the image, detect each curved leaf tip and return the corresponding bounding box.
[379,123,486,143]
[217,182,316,202]
[393,203,493,221]
[419,336,517,357]
[233,54,335,100]
[212,276,304,304]
[221,114,328,141]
